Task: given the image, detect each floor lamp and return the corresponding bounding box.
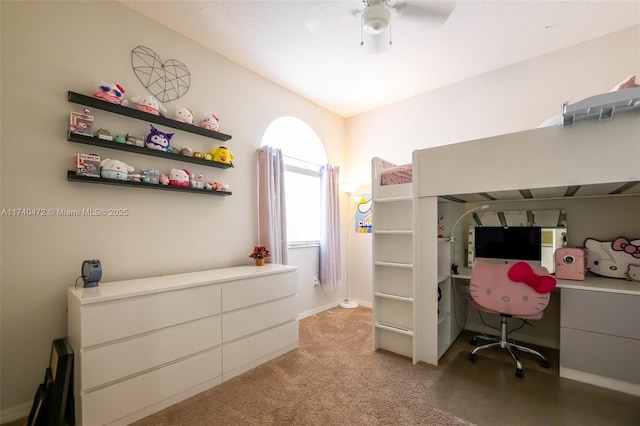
[340,183,359,309]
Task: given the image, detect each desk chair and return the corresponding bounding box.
[468,260,557,378]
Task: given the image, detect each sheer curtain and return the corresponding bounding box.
[319,164,341,292]
[257,146,288,264]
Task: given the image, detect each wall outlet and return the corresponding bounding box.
[312,276,320,286]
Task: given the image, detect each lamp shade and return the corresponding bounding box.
[362,4,390,34]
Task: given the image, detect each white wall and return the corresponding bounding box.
[345,25,640,305]
[0,1,347,415]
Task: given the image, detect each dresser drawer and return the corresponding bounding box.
[82,347,222,426]
[81,284,221,347]
[223,321,298,380]
[560,327,640,384]
[222,296,297,343]
[222,271,296,312]
[560,289,639,339]
[82,315,221,391]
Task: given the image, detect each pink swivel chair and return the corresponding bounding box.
[468,260,557,378]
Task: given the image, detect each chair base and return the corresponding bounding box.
[469,315,550,378]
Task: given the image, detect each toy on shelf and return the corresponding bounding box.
[173,107,194,124]
[180,147,193,157]
[200,114,220,132]
[145,125,174,151]
[70,108,94,136]
[190,172,204,189]
[93,82,126,105]
[76,153,100,178]
[142,169,160,184]
[128,173,143,183]
[100,159,134,181]
[210,146,234,164]
[168,168,190,186]
[206,181,229,192]
[160,174,169,185]
[95,128,113,141]
[126,134,145,147]
[114,135,127,144]
[193,152,203,159]
[128,94,167,116]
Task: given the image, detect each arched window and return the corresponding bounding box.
[262,117,327,246]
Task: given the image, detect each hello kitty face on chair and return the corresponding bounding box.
[626,264,640,282]
[584,237,640,279]
[469,261,553,317]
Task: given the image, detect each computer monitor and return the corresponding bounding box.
[474,226,542,265]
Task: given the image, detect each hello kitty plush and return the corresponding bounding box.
[585,237,640,279]
[169,168,190,187]
[100,159,134,181]
[200,114,220,132]
[93,82,126,105]
[173,107,194,124]
[129,94,167,116]
[145,125,174,151]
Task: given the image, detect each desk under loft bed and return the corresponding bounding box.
[371,91,640,395]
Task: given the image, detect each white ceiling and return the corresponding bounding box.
[121,1,640,118]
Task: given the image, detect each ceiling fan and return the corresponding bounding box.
[352,0,455,48]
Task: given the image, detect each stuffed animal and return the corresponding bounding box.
[169,168,190,187]
[584,237,640,279]
[627,264,640,281]
[93,82,126,105]
[145,125,174,151]
[129,94,167,116]
[160,174,170,185]
[100,159,134,181]
[200,114,220,132]
[173,107,194,124]
[210,146,234,164]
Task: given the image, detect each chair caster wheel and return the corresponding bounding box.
[515,368,524,378]
[541,360,550,369]
[470,337,477,346]
[469,353,477,362]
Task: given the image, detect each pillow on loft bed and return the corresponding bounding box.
[380,163,412,186]
[538,75,639,128]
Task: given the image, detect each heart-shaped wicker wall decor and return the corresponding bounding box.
[131,45,191,103]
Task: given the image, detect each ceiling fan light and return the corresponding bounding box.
[362,4,390,34]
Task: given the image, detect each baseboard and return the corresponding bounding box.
[297,299,371,320]
[1,400,31,424]
[560,366,640,397]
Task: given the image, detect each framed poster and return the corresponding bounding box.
[354,194,373,233]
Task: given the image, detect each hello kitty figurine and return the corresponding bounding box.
[169,168,190,187]
[174,107,194,124]
[129,94,167,116]
[145,125,174,152]
[585,237,640,279]
[200,114,220,132]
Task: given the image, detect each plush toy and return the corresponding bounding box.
[93,82,125,105]
[200,114,220,132]
[169,168,190,187]
[129,94,167,116]
[627,264,640,281]
[100,159,134,181]
[160,174,170,185]
[145,125,174,151]
[584,237,640,279]
[210,146,234,164]
[173,107,194,124]
[207,181,229,192]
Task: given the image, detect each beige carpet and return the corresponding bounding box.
[132,307,472,426]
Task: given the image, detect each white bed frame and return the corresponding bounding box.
[372,112,640,367]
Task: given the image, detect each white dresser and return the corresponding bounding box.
[67,264,298,425]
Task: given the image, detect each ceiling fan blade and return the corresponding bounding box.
[391,1,455,26]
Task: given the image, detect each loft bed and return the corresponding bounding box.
[371,104,640,368]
